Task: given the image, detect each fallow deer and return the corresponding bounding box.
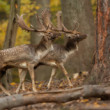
[18,11,87,91]
[0,9,62,95]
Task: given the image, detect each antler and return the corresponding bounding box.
[56,11,80,34]
[41,9,55,30]
[36,13,46,30]
[16,14,34,32]
[16,14,46,33]
[72,20,79,31]
[56,11,69,32]
[56,11,62,31]
[16,10,80,35]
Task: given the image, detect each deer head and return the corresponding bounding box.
[56,11,87,43]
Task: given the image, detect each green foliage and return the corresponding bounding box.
[50,0,61,26]
[0,0,40,49]
[91,0,97,18]
[16,0,40,46]
[0,20,8,49]
[55,34,65,45]
[0,0,9,14]
[50,0,61,12]
[21,0,40,17]
[16,28,30,46]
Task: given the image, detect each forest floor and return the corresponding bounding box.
[0,75,110,110]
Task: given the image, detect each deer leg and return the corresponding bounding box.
[47,67,56,89]
[21,70,27,91]
[16,69,27,93]
[28,64,37,92]
[59,63,73,87]
[19,69,27,91]
[0,83,11,96]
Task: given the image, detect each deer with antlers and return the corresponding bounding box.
[0,9,63,95]
[17,11,87,92]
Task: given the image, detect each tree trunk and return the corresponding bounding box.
[30,0,50,44]
[90,0,110,83]
[2,0,20,88]
[0,85,110,110]
[60,0,95,74]
[30,0,51,81]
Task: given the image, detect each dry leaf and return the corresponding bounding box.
[10,82,16,86]
[94,102,100,107]
[80,99,89,103]
[59,82,63,87]
[38,83,42,88]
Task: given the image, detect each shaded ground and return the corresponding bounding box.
[11,100,110,110]
[0,75,110,110]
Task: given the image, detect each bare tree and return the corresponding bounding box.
[60,0,95,74]
[2,0,20,88]
[90,0,110,83]
[3,0,20,49]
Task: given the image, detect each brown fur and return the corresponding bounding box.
[18,33,87,91]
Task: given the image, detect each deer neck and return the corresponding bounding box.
[65,39,78,54]
[35,37,53,52]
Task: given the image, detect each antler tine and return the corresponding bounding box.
[16,14,35,32]
[36,13,46,30]
[56,11,62,30]
[56,11,81,34]
[16,14,46,33]
[41,9,50,28]
[73,20,79,31]
[56,11,72,33]
[41,9,55,30]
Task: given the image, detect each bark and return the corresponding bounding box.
[0,85,110,110]
[30,0,50,44]
[30,0,51,81]
[3,0,20,48]
[90,0,110,83]
[2,0,20,88]
[60,0,95,74]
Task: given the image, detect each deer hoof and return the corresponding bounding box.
[69,83,73,87]
[22,88,26,91]
[33,88,37,92]
[22,87,26,91]
[5,91,11,96]
[47,85,51,89]
[16,89,20,94]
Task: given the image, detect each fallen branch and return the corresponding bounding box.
[0,85,110,110]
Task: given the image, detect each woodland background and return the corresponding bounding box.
[0,0,110,109]
[0,0,96,82]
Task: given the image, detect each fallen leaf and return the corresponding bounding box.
[10,82,16,86]
[94,102,100,107]
[59,82,64,87]
[80,99,89,103]
[38,83,42,88]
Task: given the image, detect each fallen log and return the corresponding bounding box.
[0,85,110,110]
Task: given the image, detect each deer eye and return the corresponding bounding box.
[48,32,51,34]
[48,32,52,35]
[48,32,53,36]
[75,34,79,37]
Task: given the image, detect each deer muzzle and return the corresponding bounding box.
[77,34,87,42]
